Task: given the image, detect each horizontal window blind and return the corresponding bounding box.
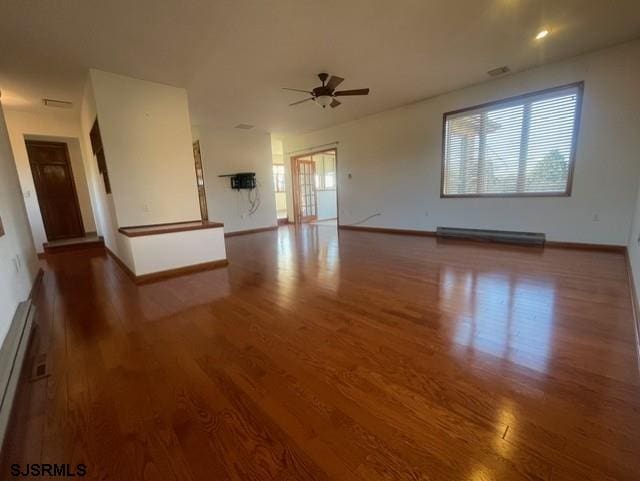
[442,83,582,197]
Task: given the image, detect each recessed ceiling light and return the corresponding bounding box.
[535,29,550,40]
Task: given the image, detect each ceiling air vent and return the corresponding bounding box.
[43,98,73,109]
[234,124,254,130]
[487,66,510,77]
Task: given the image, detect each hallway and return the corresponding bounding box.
[2,225,639,480]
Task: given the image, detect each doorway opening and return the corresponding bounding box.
[291,148,337,225]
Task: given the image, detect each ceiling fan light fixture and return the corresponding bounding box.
[535,29,550,40]
[315,95,333,108]
[283,73,369,109]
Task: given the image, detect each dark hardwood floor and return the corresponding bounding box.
[2,224,640,480]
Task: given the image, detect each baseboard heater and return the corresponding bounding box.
[436,227,545,246]
[0,301,36,449]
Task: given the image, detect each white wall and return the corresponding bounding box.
[196,127,277,233]
[78,78,133,269]
[125,227,226,276]
[3,109,97,251]
[317,191,337,220]
[0,101,38,346]
[89,69,200,227]
[282,41,640,245]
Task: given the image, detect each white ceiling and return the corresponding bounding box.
[1,0,639,135]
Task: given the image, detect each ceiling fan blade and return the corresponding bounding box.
[282,88,313,94]
[326,76,344,91]
[330,99,341,108]
[289,97,314,106]
[334,88,370,96]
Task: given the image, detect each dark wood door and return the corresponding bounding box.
[293,158,317,224]
[26,141,84,241]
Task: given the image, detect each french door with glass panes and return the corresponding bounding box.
[293,158,317,223]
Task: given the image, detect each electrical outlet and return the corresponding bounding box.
[592,214,599,222]
[425,210,429,217]
[143,204,149,213]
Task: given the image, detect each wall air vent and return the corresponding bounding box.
[42,98,73,109]
[487,66,510,77]
[234,124,254,130]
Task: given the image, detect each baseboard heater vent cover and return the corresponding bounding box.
[436,227,545,246]
[0,301,36,449]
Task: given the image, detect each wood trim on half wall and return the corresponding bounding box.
[119,220,224,238]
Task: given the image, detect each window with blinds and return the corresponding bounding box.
[441,83,583,197]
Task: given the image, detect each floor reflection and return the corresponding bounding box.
[276,224,340,293]
[442,267,555,373]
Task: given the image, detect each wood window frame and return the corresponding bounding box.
[439,81,584,199]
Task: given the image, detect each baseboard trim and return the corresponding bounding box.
[624,248,640,373]
[29,268,44,300]
[135,259,229,284]
[105,246,137,282]
[339,225,627,252]
[224,225,278,237]
[105,246,227,284]
[338,225,437,237]
[544,240,626,252]
[43,237,105,254]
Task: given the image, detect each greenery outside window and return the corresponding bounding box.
[441,82,583,198]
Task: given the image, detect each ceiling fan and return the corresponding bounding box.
[283,73,370,108]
